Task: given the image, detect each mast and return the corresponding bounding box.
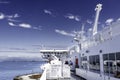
[93,4,102,36]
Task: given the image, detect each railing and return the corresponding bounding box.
[40,61,70,80]
[81,22,120,49]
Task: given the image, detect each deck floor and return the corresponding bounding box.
[70,73,85,80]
[14,72,86,80]
[47,72,85,80]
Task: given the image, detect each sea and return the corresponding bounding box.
[0,61,45,80]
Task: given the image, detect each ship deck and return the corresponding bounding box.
[70,73,85,80]
[14,72,85,80]
[47,72,86,80]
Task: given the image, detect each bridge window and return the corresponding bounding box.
[89,55,100,73]
[116,52,120,78]
[81,56,87,70]
[103,53,115,76]
[103,53,120,78]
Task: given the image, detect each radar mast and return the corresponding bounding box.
[93,4,102,36]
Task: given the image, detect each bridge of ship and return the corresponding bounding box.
[40,49,69,59]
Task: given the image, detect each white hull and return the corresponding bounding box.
[76,68,120,80]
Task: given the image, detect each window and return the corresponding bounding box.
[89,55,100,73]
[81,56,88,70]
[116,52,120,78]
[103,54,109,73]
[103,53,120,78]
[103,53,115,75]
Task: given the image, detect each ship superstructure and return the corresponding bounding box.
[72,3,120,80]
[13,3,120,80]
[40,49,71,80]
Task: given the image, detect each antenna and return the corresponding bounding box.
[93,4,102,36]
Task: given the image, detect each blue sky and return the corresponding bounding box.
[0,0,120,57]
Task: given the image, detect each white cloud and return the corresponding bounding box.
[8,22,17,26]
[32,27,38,29]
[0,12,41,31]
[87,19,92,24]
[14,13,20,18]
[6,13,20,19]
[6,15,12,18]
[32,27,42,30]
[8,22,42,31]
[105,18,114,25]
[8,18,20,22]
[0,1,9,4]
[8,22,32,29]
[75,16,80,21]
[0,12,20,22]
[65,14,74,19]
[44,9,52,15]
[19,23,32,28]
[88,28,92,32]
[117,18,120,21]
[65,14,80,22]
[55,29,75,37]
[0,13,5,19]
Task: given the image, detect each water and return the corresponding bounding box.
[0,61,45,80]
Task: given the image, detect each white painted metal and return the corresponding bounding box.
[73,26,120,79]
[40,50,70,80]
[71,3,120,80]
[40,3,120,80]
[93,4,102,36]
[40,69,46,80]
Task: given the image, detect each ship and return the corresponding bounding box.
[14,3,120,80]
[14,49,83,80]
[69,3,120,80]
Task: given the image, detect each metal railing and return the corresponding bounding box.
[81,22,120,49]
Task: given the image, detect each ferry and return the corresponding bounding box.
[14,3,120,80]
[69,3,120,80]
[14,49,83,80]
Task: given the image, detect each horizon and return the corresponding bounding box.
[0,0,120,57]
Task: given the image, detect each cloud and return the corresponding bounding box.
[8,18,20,22]
[32,45,42,47]
[65,14,80,21]
[65,14,74,19]
[9,48,27,51]
[0,13,20,22]
[6,13,20,19]
[32,25,42,30]
[19,23,32,28]
[0,13,5,19]
[88,28,92,32]
[8,22,42,31]
[75,16,80,21]
[87,19,92,24]
[0,0,9,4]
[44,9,52,15]
[32,27,38,29]
[32,27,42,30]
[8,22,17,26]
[8,22,32,29]
[0,12,41,31]
[117,18,120,21]
[55,29,75,37]
[105,18,114,25]
[14,13,20,18]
